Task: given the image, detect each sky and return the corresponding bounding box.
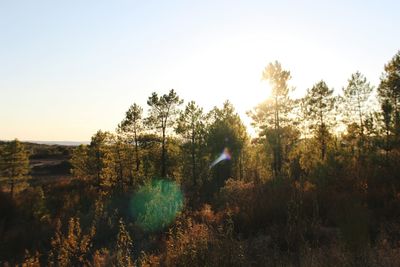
[0,0,399,142]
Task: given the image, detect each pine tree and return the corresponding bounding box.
[119,103,143,186]
[72,131,119,190]
[341,72,374,155]
[145,89,183,178]
[89,131,109,187]
[175,101,206,186]
[378,50,400,146]
[0,139,30,198]
[207,101,247,188]
[71,144,89,180]
[303,80,336,161]
[249,61,294,177]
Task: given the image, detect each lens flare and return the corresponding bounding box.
[210,148,231,169]
[130,179,184,232]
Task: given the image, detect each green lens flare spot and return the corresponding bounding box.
[130,179,184,232]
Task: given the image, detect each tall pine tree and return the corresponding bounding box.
[145,89,183,178]
[303,81,336,161]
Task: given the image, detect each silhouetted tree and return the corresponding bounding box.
[341,72,374,155]
[118,103,143,185]
[378,50,400,146]
[249,61,293,177]
[303,80,336,161]
[381,99,393,156]
[207,101,247,190]
[176,101,206,186]
[145,89,183,177]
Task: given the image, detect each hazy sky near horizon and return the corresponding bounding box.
[1,0,399,141]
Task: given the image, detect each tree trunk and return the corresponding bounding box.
[191,128,196,186]
[133,127,140,186]
[161,126,166,177]
[320,114,326,161]
[134,126,140,173]
[386,128,390,160]
[321,125,326,161]
[357,96,365,159]
[272,95,282,178]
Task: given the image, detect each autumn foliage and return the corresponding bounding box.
[1,51,400,266]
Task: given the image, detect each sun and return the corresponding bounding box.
[240,79,272,110]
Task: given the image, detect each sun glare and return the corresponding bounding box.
[239,80,271,112]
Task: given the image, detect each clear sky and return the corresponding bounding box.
[0,0,399,141]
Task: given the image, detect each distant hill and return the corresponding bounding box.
[0,140,89,146]
[26,140,89,146]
